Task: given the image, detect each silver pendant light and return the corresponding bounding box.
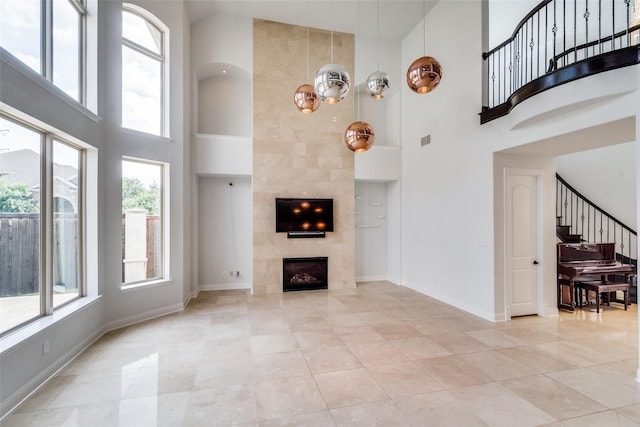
[314,0,350,104]
[366,0,390,99]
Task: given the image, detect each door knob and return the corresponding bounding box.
[533,260,539,265]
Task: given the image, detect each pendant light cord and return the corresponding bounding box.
[356,0,360,120]
[330,0,334,63]
[306,0,309,81]
[423,0,426,57]
[377,0,380,71]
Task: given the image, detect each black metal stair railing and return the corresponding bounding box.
[481,0,640,124]
[556,173,637,267]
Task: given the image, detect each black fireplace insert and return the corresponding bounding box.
[282,257,328,292]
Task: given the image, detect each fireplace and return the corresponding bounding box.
[282,257,328,292]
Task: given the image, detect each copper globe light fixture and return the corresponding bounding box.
[294,4,320,113]
[406,0,442,94]
[366,0,390,99]
[344,117,375,152]
[345,1,375,153]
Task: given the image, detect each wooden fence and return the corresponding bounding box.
[0,213,41,297]
[0,214,160,297]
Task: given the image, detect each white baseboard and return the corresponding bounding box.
[401,280,500,322]
[355,275,388,282]
[103,303,184,333]
[199,282,252,291]
[0,327,105,419]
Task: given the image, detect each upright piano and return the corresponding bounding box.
[557,242,635,311]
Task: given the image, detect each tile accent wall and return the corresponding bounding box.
[252,19,356,295]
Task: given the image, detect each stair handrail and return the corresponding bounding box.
[556,173,637,237]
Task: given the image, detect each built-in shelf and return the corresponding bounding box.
[355,211,363,215]
[356,224,380,228]
[369,202,382,206]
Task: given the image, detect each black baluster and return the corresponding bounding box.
[625,0,630,47]
[612,0,616,50]
[598,0,602,54]
[585,0,589,59]
[545,5,548,73]
[574,0,578,63]
[564,0,567,66]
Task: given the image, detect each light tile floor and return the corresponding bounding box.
[3,281,640,426]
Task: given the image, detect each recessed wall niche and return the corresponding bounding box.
[196,63,251,136]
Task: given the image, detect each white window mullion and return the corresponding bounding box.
[43,134,54,315]
[43,0,53,82]
[79,1,87,105]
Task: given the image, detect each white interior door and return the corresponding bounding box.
[506,171,540,317]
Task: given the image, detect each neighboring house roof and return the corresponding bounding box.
[0,149,78,187]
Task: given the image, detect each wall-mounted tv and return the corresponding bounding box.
[275,198,334,236]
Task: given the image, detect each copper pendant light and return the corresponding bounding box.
[407,56,442,93]
[293,83,320,113]
[344,120,375,153]
[344,1,374,153]
[406,0,442,94]
[294,8,320,114]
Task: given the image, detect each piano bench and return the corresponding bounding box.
[575,281,629,314]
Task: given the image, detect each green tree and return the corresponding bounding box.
[122,177,160,215]
[0,180,38,213]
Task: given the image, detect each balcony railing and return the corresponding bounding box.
[481,0,640,124]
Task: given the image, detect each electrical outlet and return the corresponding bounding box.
[229,271,234,277]
[43,339,50,354]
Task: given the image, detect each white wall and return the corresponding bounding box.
[101,0,190,328]
[1,0,193,414]
[488,0,539,48]
[354,35,401,146]
[198,75,251,136]
[557,142,637,229]
[401,0,496,319]
[198,176,252,290]
[191,14,253,135]
[401,0,639,321]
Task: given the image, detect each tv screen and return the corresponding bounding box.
[276,198,334,233]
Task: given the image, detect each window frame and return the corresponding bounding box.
[0,112,86,336]
[121,156,168,288]
[121,4,168,137]
[7,0,88,103]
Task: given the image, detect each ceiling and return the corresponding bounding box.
[184,0,437,41]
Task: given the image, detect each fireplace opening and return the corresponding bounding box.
[283,257,328,292]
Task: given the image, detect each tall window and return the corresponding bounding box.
[0,114,84,335]
[121,159,165,286]
[0,0,86,102]
[121,5,167,136]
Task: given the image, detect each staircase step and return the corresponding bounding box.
[557,234,582,243]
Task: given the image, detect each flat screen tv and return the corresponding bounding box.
[275,198,334,235]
